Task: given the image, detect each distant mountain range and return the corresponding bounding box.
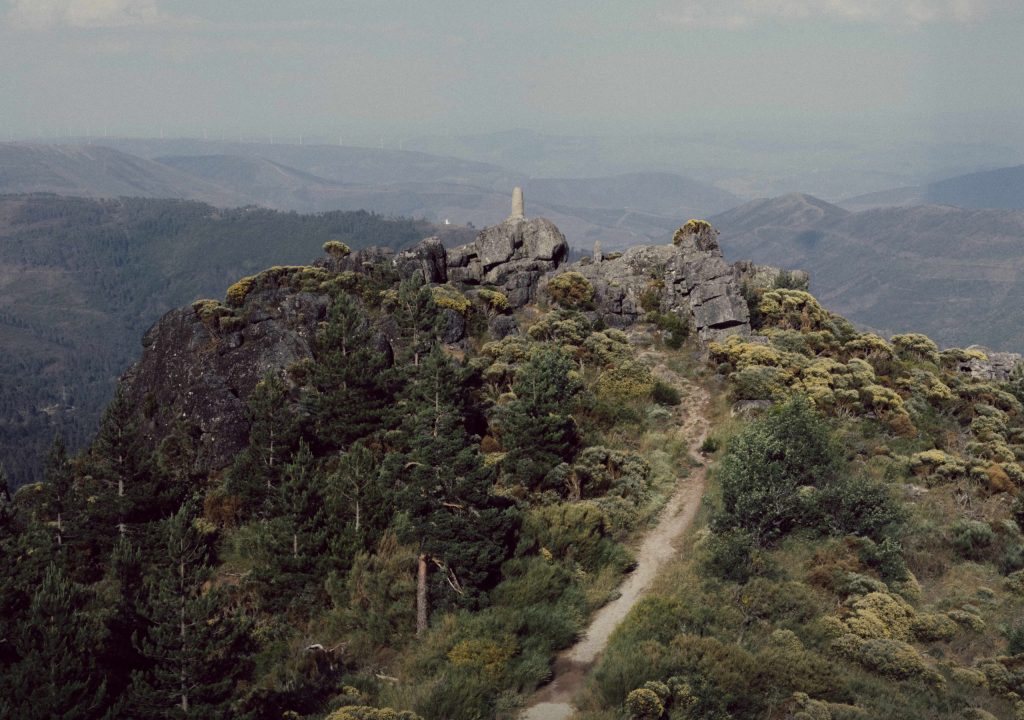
[0,141,741,250]
[714,193,1024,350]
[842,164,1024,211]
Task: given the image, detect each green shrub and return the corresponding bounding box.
[651,380,681,406]
[326,707,421,720]
[596,360,655,401]
[713,396,842,544]
[322,240,352,258]
[911,613,958,642]
[653,312,689,349]
[702,528,762,583]
[1005,619,1024,655]
[476,288,510,314]
[226,275,256,306]
[672,219,717,246]
[699,436,721,455]
[891,333,940,364]
[951,520,996,560]
[1012,494,1024,533]
[546,271,595,308]
[431,285,472,315]
[625,688,664,719]
[639,280,664,313]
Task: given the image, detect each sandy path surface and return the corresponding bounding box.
[521,382,710,720]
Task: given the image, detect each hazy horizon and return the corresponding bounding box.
[3,1,1024,197]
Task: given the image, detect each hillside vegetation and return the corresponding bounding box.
[0,194,440,486]
[0,253,701,719]
[581,286,1024,720]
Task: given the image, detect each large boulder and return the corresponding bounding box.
[395,237,447,283]
[446,217,569,307]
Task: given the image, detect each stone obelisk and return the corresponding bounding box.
[509,186,525,220]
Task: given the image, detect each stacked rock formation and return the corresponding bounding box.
[446,189,569,307]
[554,219,751,342]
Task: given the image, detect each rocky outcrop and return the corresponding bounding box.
[554,220,750,342]
[732,260,810,292]
[447,216,569,307]
[958,347,1023,381]
[121,283,329,477]
[394,237,447,283]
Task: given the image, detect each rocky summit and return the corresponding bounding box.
[116,193,784,481]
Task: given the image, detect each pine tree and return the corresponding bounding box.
[225,373,300,515]
[0,463,20,668]
[326,441,388,552]
[0,564,107,720]
[97,538,147,708]
[305,292,394,452]
[73,389,158,576]
[499,345,583,490]
[390,348,518,621]
[42,435,73,550]
[0,462,14,542]
[247,444,338,614]
[126,503,251,719]
[391,276,442,367]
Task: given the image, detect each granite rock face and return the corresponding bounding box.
[447,217,569,307]
[121,284,329,477]
[395,236,447,283]
[554,222,751,342]
[958,347,1023,381]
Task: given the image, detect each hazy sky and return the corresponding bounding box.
[2,0,1023,148]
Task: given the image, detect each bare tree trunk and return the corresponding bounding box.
[416,554,428,637]
[179,552,189,714]
[293,532,298,559]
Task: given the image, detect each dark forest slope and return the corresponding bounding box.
[0,194,438,486]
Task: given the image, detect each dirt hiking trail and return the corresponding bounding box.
[521,379,711,720]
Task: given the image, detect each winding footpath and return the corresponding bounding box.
[521,382,711,720]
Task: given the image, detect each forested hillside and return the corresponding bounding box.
[0,250,699,719]
[0,194,441,487]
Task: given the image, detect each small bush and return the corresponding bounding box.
[702,528,763,583]
[951,520,996,561]
[625,688,664,719]
[226,275,256,307]
[431,285,472,314]
[546,271,595,308]
[326,707,421,720]
[639,280,664,313]
[323,240,352,258]
[699,436,720,455]
[651,380,681,406]
[672,219,717,247]
[653,312,689,349]
[476,288,510,314]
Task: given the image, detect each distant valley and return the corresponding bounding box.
[714,193,1024,351]
[0,141,741,250]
